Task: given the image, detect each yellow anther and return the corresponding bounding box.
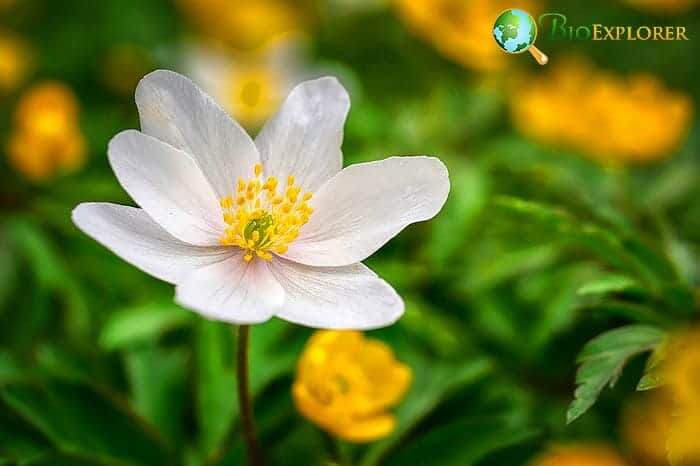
[265,177,278,190]
[218,164,314,263]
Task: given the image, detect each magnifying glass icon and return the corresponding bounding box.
[493,9,549,65]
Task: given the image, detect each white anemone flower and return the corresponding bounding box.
[72,70,449,329]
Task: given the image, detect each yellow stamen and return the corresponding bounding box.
[219,164,314,262]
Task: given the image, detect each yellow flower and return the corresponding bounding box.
[185,37,306,129]
[6,82,86,182]
[394,0,541,72]
[531,445,629,466]
[666,406,700,465]
[0,0,15,13]
[621,394,673,465]
[292,330,412,442]
[0,32,31,94]
[665,327,700,408]
[510,58,692,164]
[622,0,699,14]
[622,328,700,465]
[177,0,303,51]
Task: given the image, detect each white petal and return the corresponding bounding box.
[270,258,403,330]
[108,130,224,246]
[285,156,450,266]
[255,77,349,192]
[175,253,284,324]
[135,70,260,198]
[72,203,233,284]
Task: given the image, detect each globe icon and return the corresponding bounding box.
[493,9,548,65]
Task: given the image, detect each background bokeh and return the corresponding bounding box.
[1,0,699,465]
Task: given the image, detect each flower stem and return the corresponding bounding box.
[236,325,263,466]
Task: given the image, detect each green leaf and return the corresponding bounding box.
[462,244,561,293]
[124,346,189,443]
[427,162,489,266]
[21,452,133,466]
[99,303,194,351]
[6,219,66,291]
[577,274,640,296]
[0,398,52,461]
[383,417,539,466]
[248,319,300,394]
[0,351,22,382]
[0,230,17,309]
[195,320,237,460]
[637,339,669,391]
[567,325,666,424]
[0,378,171,465]
[578,300,674,328]
[495,196,673,291]
[494,196,572,227]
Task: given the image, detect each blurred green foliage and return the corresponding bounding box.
[1,0,699,465]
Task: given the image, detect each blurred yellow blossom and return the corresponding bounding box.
[0,0,15,12]
[177,0,304,51]
[185,37,307,129]
[622,0,699,14]
[622,394,673,465]
[665,327,700,407]
[292,330,411,442]
[394,0,540,72]
[666,406,700,466]
[622,328,700,466]
[531,445,629,466]
[662,327,700,465]
[510,58,692,164]
[6,82,86,182]
[0,33,31,94]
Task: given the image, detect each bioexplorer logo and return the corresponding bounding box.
[539,13,690,42]
[493,9,549,65]
[493,9,689,65]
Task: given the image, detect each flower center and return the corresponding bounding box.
[219,163,313,262]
